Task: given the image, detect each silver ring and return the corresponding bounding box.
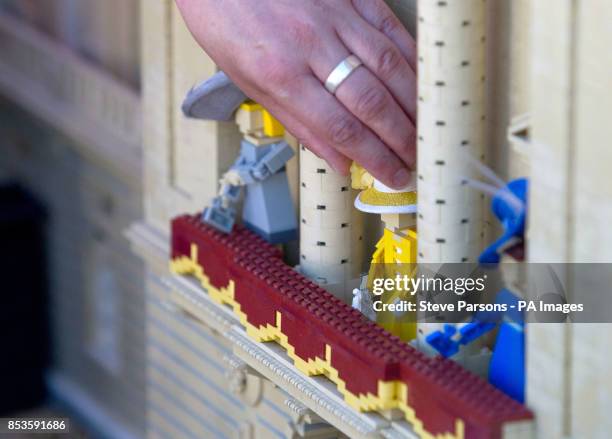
[324,55,363,94]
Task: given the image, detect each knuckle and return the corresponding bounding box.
[376,46,402,80]
[286,18,319,52]
[379,15,400,35]
[327,113,362,145]
[355,86,388,121]
[258,58,301,95]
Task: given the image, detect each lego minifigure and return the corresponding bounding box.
[351,163,418,341]
[182,72,298,244]
[426,178,529,402]
[479,178,528,263]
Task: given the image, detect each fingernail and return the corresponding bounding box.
[392,168,411,188]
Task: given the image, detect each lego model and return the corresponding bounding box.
[182,71,298,244]
[170,214,533,438]
[4,0,612,438]
[169,0,534,436]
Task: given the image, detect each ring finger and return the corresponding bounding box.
[309,41,416,169]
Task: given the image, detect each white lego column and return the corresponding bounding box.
[416,0,487,348]
[417,0,487,264]
[299,147,363,294]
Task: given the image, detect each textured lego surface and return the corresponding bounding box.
[170,214,533,438]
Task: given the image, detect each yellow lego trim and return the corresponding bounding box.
[170,243,464,439]
[239,101,263,112]
[262,110,284,137]
[397,383,465,439]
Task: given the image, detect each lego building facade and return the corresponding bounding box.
[0,1,611,438]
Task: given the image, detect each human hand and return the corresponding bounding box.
[176,0,417,189]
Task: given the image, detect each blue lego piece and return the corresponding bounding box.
[202,139,297,244]
[236,139,297,244]
[426,324,461,358]
[488,289,525,402]
[182,71,247,121]
[424,289,526,402]
[242,169,297,243]
[458,320,497,346]
[202,195,237,234]
[479,178,528,264]
[489,319,525,402]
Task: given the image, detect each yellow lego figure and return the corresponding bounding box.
[351,163,418,341]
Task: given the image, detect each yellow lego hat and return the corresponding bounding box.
[354,179,417,214]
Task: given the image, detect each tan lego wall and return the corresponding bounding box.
[1,0,140,86]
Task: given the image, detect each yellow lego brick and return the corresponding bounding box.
[262,109,285,137]
[381,213,417,230]
[350,162,374,189]
[239,101,263,112]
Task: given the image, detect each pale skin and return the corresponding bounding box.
[176,0,417,189]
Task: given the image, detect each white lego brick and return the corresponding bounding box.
[301,205,352,229]
[419,21,486,52]
[419,0,486,25]
[300,145,336,173]
[417,219,483,245]
[418,238,483,263]
[419,82,486,108]
[419,103,486,132]
[418,181,485,206]
[419,44,487,71]
[300,170,350,193]
[417,119,486,149]
[300,223,351,248]
[301,188,352,211]
[419,58,487,88]
[418,200,486,226]
[301,244,353,266]
[418,164,479,190]
[300,262,353,287]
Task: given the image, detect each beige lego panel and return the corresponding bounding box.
[569,324,612,439]
[0,12,141,187]
[567,3,612,437]
[149,284,342,438]
[3,0,140,85]
[572,1,612,263]
[524,4,578,436]
[487,0,532,181]
[527,0,576,263]
[526,324,569,439]
[141,0,243,230]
